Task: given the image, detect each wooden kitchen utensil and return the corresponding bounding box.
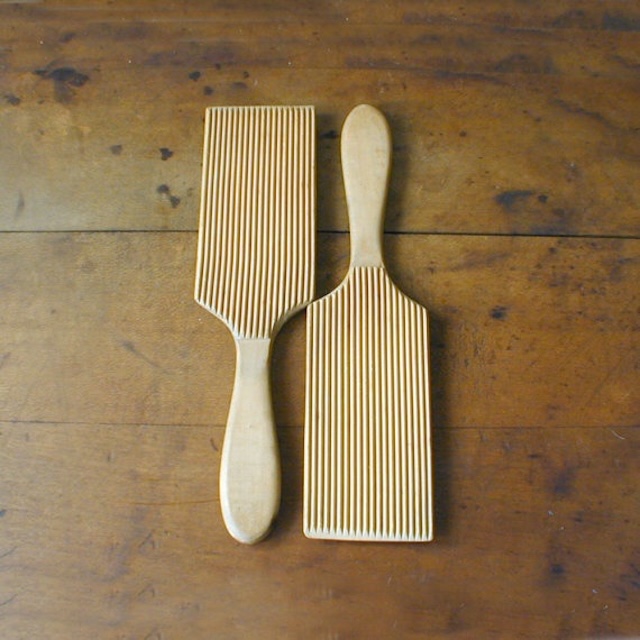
[304,104,432,541]
[195,105,315,544]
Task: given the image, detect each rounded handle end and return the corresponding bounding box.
[220,338,281,544]
[341,104,392,268]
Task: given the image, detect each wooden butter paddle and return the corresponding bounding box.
[304,104,433,541]
[195,106,315,544]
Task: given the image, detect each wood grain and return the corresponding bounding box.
[0,423,638,638]
[1,233,636,429]
[0,0,638,637]
[0,4,638,236]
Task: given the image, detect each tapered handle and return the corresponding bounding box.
[341,104,392,268]
[220,338,280,544]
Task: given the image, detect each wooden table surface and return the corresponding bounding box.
[1,1,639,638]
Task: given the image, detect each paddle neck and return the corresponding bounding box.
[341,104,392,269]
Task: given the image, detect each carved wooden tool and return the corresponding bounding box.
[304,104,432,542]
[195,106,315,544]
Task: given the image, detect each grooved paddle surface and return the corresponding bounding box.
[195,106,315,337]
[305,267,432,541]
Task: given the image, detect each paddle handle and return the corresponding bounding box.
[341,104,392,268]
[220,338,280,544]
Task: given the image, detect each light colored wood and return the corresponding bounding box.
[195,105,315,543]
[341,104,390,269]
[305,105,432,541]
[220,338,280,545]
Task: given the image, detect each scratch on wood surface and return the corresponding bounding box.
[14,192,25,218]
[138,531,157,552]
[433,69,508,86]
[448,251,511,272]
[580,353,627,411]
[119,339,165,371]
[0,593,17,608]
[0,546,17,560]
[136,583,157,600]
[129,499,216,507]
[551,98,625,132]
